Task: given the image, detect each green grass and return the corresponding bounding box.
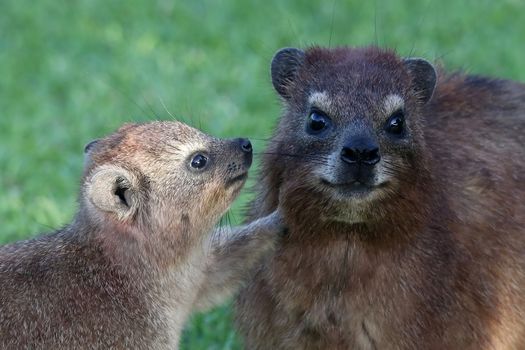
[1,0,524,348]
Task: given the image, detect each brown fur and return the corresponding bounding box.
[0,121,282,349]
[235,46,525,349]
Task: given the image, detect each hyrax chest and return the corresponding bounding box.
[265,235,406,348]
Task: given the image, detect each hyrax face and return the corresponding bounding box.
[269,47,436,224]
[82,121,252,238]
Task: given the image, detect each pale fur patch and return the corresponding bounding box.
[155,213,280,349]
[169,139,208,162]
[140,138,209,183]
[383,94,404,115]
[151,244,208,350]
[308,91,332,111]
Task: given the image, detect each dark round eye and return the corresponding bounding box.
[190,154,208,169]
[307,111,330,134]
[385,110,405,135]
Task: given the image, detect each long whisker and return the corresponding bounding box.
[256,151,330,159]
[382,159,410,172]
[380,162,404,173]
[141,95,162,121]
[253,154,313,161]
[380,166,416,187]
[159,97,177,121]
[328,0,337,48]
[254,152,332,166]
[249,137,273,142]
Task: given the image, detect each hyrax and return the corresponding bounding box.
[235,46,525,349]
[0,121,282,349]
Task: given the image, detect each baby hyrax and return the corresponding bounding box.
[0,121,282,349]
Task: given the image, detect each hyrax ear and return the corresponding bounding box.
[271,47,305,99]
[83,139,99,167]
[402,58,437,104]
[87,165,137,220]
[84,139,99,154]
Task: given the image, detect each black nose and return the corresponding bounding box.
[238,138,252,153]
[341,141,381,166]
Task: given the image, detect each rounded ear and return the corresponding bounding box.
[86,165,137,220]
[84,139,99,154]
[402,58,437,104]
[271,47,305,99]
[83,139,99,168]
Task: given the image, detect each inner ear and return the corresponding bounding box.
[402,58,437,104]
[114,186,128,207]
[271,47,305,99]
[87,166,137,220]
[115,177,131,207]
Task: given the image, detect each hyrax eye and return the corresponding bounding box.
[385,110,405,135]
[306,110,331,135]
[190,154,208,170]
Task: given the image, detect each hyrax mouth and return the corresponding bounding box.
[321,179,373,191]
[321,178,376,196]
[320,177,389,197]
[226,172,248,188]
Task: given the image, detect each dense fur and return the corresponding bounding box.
[235,47,525,349]
[0,121,282,349]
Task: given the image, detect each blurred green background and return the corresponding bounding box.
[1,0,524,348]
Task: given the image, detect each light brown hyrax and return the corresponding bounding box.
[0,121,282,349]
[235,46,525,349]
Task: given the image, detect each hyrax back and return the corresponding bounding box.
[0,121,281,349]
[235,47,525,349]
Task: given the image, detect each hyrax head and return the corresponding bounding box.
[81,121,252,237]
[269,47,436,225]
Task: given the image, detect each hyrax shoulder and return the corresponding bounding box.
[0,121,282,349]
[235,46,525,349]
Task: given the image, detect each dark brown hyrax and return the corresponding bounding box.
[235,46,525,349]
[0,121,282,349]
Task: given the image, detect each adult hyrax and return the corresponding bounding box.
[235,46,525,349]
[0,121,282,349]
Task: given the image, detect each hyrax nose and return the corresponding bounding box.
[237,138,253,153]
[340,139,381,166]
